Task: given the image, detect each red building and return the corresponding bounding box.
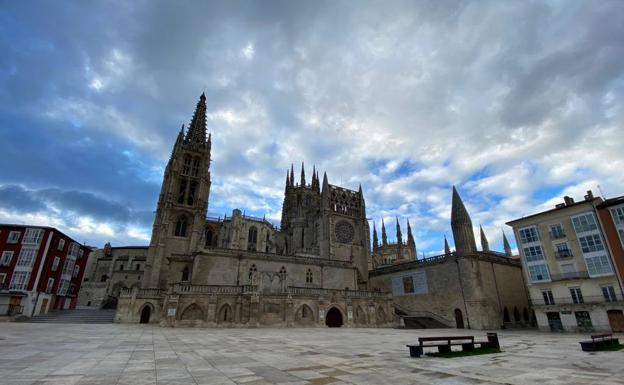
[0,224,91,318]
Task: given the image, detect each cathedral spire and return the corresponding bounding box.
[480,225,490,252]
[381,218,388,246]
[396,217,403,244]
[444,235,451,255]
[503,230,512,256]
[300,162,306,186]
[311,165,317,189]
[372,221,379,252]
[451,185,477,254]
[290,164,295,187]
[171,124,185,158]
[185,93,208,144]
[322,171,328,193]
[407,219,416,256]
[285,169,290,191]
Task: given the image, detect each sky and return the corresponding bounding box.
[0,1,623,255]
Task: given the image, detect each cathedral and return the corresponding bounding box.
[115,93,393,327]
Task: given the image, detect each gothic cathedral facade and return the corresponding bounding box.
[116,94,393,327]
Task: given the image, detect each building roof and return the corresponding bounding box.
[596,195,624,209]
[0,223,89,247]
[505,197,603,226]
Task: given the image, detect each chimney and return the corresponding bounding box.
[584,190,594,201]
[555,203,566,209]
[563,196,575,206]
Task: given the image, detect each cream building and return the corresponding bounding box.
[507,191,624,332]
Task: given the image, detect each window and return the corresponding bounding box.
[69,284,76,295]
[182,155,191,175]
[177,179,187,204]
[46,278,55,293]
[205,228,213,247]
[550,224,565,239]
[181,266,190,281]
[585,255,613,276]
[519,227,539,244]
[0,273,6,285]
[555,242,571,258]
[0,251,13,266]
[523,246,544,262]
[51,257,60,271]
[135,264,140,271]
[248,264,257,282]
[57,239,65,251]
[191,158,200,177]
[16,246,37,268]
[611,207,624,225]
[73,266,80,278]
[602,286,617,302]
[78,249,84,258]
[560,263,577,278]
[100,274,108,282]
[542,289,555,305]
[10,271,30,290]
[247,226,258,251]
[279,266,286,279]
[68,242,80,257]
[578,234,604,253]
[7,231,20,244]
[119,264,124,271]
[174,216,188,237]
[570,287,584,304]
[187,181,197,205]
[528,263,550,282]
[572,213,598,233]
[23,228,43,244]
[306,269,313,284]
[57,279,70,296]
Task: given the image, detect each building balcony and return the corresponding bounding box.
[549,271,590,281]
[549,231,567,240]
[530,295,622,307]
[554,249,573,259]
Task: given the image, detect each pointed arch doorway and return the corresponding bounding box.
[325,307,343,327]
[140,305,151,324]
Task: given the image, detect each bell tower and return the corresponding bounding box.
[143,93,212,289]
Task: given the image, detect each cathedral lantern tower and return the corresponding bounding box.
[143,93,212,289]
[451,186,477,254]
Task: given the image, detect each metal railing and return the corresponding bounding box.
[554,249,573,259]
[550,271,590,281]
[530,295,622,306]
[549,231,566,240]
[0,304,23,316]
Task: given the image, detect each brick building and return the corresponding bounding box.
[0,224,91,318]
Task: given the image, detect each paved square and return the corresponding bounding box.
[0,324,622,385]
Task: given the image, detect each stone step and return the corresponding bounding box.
[30,309,116,324]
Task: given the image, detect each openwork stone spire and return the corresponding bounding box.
[396,217,403,244]
[372,221,379,252]
[503,231,512,256]
[444,235,451,255]
[480,225,490,252]
[381,218,388,246]
[407,219,416,255]
[185,93,208,144]
[451,186,477,254]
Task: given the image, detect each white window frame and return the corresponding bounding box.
[527,263,551,282]
[572,213,598,233]
[519,226,540,244]
[601,285,617,302]
[15,246,38,269]
[9,271,30,290]
[0,251,13,266]
[57,239,65,251]
[611,206,624,225]
[46,278,55,293]
[571,211,614,278]
[7,231,20,244]
[73,265,80,278]
[541,289,555,305]
[0,273,6,285]
[51,257,60,272]
[569,287,584,304]
[22,228,43,245]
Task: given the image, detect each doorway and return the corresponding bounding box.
[325,307,343,327]
[607,310,624,332]
[454,308,464,329]
[140,305,151,324]
[546,312,563,332]
[39,298,49,315]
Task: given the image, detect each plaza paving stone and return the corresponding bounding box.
[0,323,622,385]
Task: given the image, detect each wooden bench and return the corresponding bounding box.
[579,333,620,352]
[406,333,499,358]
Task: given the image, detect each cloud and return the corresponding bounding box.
[0,0,623,254]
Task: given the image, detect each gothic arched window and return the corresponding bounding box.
[177,179,187,204]
[247,226,258,251]
[191,158,200,177]
[182,155,191,175]
[187,181,197,205]
[181,266,190,281]
[306,269,313,284]
[279,266,286,279]
[205,228,213,247]
[248,264,257,282]
[174,216,188,237]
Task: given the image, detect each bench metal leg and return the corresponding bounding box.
[408,346,422,358]
[461,343,475,352]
